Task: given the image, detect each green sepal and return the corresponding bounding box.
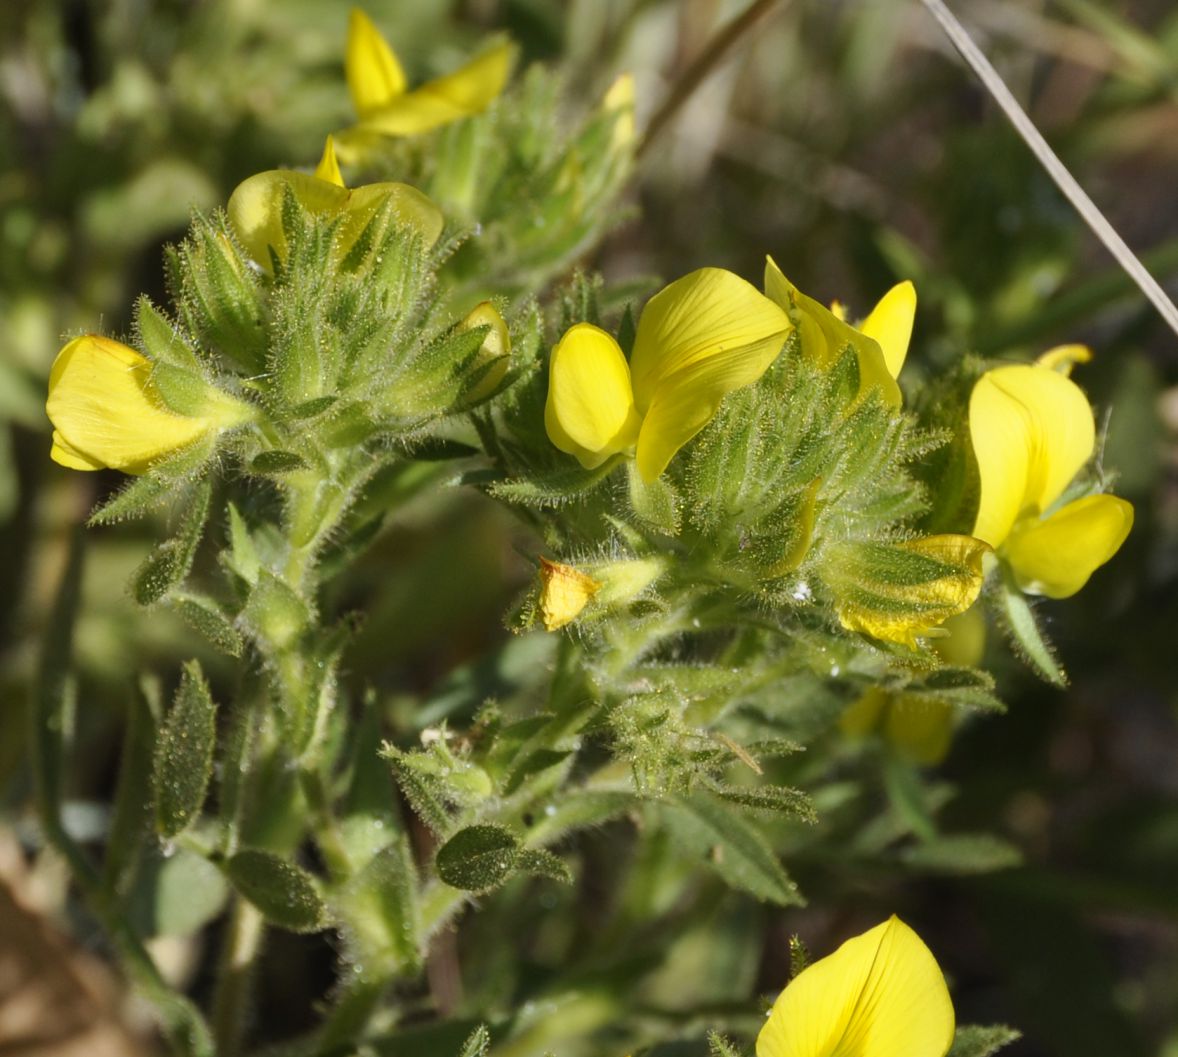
[250,450,310,475]
[135,295,202,371]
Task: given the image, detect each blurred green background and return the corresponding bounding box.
[1,1,1176,1054]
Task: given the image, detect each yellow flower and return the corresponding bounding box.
[545,268,793,481]
[227,136,443,273]
[538,558,601,631]
[47,335,218,473]
[757,916,955,1057]
[336,8,515,153]
[969,351,1133,598]
[764,256,916,408]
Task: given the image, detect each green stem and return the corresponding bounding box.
[211,897,267,1057]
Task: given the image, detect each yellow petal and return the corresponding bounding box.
[932,605,986,668]
[1036,343,1092,376]
[836,535,990,647]
[355,40,517,137]
[46,335,210,474]
[756,916,955,1057]
[227,170,349,270]
[346,8,407,118]
[341,181,446,253]
[630,268,791,411]
[602,72,636,152]
[885,696,954,765]
[858,280,916,380]
[634,335,786,481]
[545,323,641,469]
[314,136,346,188]
[538,558,601,631]
[969,365,1095,548]
[1004,494,1133,598]
[459,301,512,402]
[764,257,901,408]
[227,171,442,270]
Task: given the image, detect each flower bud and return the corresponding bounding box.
[458,301,512,404]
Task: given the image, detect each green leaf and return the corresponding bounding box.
[435,824,519,892]
[713,783,817,823]
[707,1032,745,1057]
[901,834,1022,875]
[225,502,261,585]
[994,565,1067,687]
[130,479,212,605]
[948,1025,1022,1057]
[514,847,572,884]
[660,793,801,906]
[456,1026,491,1057]
[336,837,422,974]
[128,848,228,938]
[485,456,621,508]
[226,850,327,933]
[154,661,218,839]
[250,450,309,474]
[172,594,244,657]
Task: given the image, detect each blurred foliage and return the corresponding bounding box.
[2,1,1177,1057]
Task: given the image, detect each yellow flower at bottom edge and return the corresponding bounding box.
[47,335,214,473]
[764,256,916,408]
[227,136,443,273]
[544,268,793,481]
[334,8,516,157]
[757,916,955,1057]
[969,350,1133,598]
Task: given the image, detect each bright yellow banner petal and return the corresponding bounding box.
[356,40,517,137]
[630,267,791,410]
[858,280,916,380]
[634,336,786,481]
[346,8,407,118]
[46,336,210,474]
[545,323,641,469]
[459,301,512,401]
[757,916,955,1057]
[1004,493,1133,598]
[764,257,901,407]
[314,136,346,188]
[969,365,1095,547]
